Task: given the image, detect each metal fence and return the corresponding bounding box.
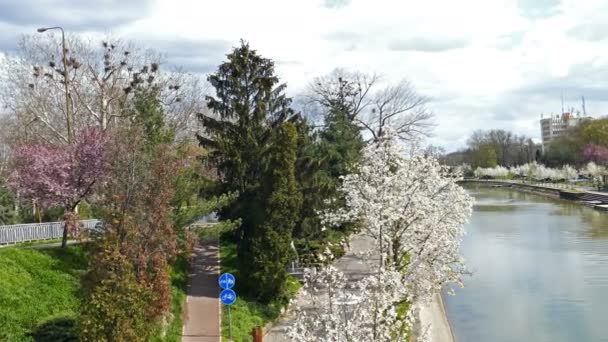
[0,220,100,245]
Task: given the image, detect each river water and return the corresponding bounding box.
[443,185,608,342]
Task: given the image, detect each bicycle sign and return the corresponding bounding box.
[218,272,235,290]
[220,289,237,305]
[218,273,237,339]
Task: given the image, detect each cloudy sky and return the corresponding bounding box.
[1,0,608,151]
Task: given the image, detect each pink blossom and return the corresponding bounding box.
[10,127,108,209]
[583,144,608,165]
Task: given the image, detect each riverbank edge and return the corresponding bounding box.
[418,291,455,342]
[459,179,608,212]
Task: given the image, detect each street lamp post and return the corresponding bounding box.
[37,26,72,144]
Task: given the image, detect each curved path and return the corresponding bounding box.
[182,240,221,342]
[419,292,455,342]
[265,235,454,341]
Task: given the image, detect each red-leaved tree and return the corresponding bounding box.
[80,125,183,341]
[583,144,608,165]
[11,127,108,247]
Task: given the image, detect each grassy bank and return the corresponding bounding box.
[0,245,88,341]
[0,244,189,342]
[219,235,300,342]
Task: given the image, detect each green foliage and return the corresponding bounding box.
[318,108,365,180]
[197,219,240,242]
[198,40,292,230]
[220,236,301,342]
[543,136,581,167]
[239,123,302,301]
[580,118,608,146]
[0,219,188,342]
[394,299,412,341]
[294,228,350,265]
[473,144,498,168]
[81,121,185,340]
[30,317,78,342]
[132,89,175,148]
[151,253,190,342]
[80,237,154,342]
[295,106,363,240]
[0,246,88,342]
[0,186,17,225]
[171,143,236,230]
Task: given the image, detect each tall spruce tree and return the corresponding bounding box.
[240,122,302,301]
[295,77,364,239]
[198,41,292,237]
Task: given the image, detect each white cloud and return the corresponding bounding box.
[2,0,608,151]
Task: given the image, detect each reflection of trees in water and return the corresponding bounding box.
[466,184,608,239]
[467,184,539,202]
[468,185,543,211]
[541,199,608,240]
[474,204,519,212]
[550,203,586,217]
[582,211,608,239]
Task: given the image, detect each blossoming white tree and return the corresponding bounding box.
[582,162,606,182]
[330,135,473,293]
[473,163,581,183]
[289,132,473,341]
[288,265,414,342]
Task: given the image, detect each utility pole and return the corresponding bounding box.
[582,96,587,116]
[37,26,72,144]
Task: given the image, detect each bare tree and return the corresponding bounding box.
[360,80,434,142]
[0,34,205,144]
[423,144,446,158]
[464,129,538,166]
[303,69,434,142]
[304,68,377,123]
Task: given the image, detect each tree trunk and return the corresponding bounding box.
[61,221,69,248]
[61,209,78,248]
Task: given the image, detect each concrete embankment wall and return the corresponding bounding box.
[459,180,608,211]
[459,179,562,197]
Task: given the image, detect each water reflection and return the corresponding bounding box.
[444,185,608,342]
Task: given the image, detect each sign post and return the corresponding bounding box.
[219,273,236,341]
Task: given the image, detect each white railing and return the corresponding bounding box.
[0,219,100,245]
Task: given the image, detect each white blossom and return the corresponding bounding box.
[474,162,582,182]
[582,162,606,183]
[291,132,473,341]
[288,265,414,342]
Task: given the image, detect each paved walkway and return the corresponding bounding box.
[265,235,454,342]
[182,240,221,342]
[265,235,377,341]
[419,293,455,342]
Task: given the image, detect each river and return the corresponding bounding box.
[443,185,608,342]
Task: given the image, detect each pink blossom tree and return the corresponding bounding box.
[583,144,608,165]
[11,127,108,247]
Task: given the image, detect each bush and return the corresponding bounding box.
[30,317,77,342]
[80,238,154,342]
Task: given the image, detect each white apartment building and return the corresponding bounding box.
[540,112,593,152]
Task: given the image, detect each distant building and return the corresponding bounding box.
[540,112,593,152]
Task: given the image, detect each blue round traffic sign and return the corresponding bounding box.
[220,289,237,305]
[218,273,235,289]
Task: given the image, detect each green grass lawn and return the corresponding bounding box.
[219,236,301,342]
[0,244,189,342]
[0,245,88,341]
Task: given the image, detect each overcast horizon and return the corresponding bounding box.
[1,0,608,152]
